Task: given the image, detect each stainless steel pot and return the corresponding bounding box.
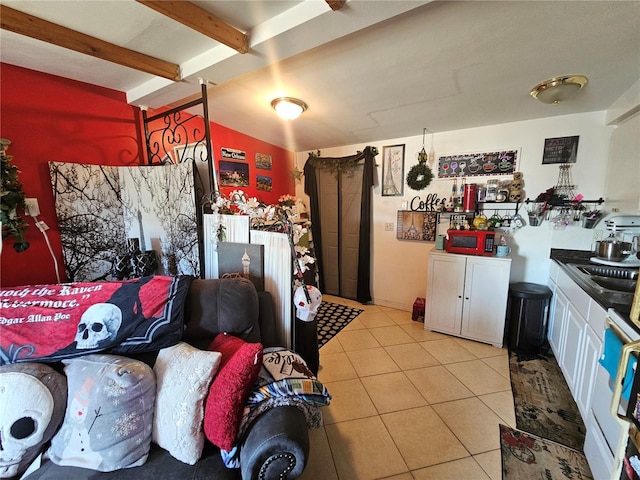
[593,238,632,261]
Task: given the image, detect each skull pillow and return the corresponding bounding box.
[294,285,323,322]
[75,303,123,349]
[0,363,67,478]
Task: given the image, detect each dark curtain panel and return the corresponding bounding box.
[303,146,375,304]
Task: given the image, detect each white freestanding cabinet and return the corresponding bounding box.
[425,251,512,347]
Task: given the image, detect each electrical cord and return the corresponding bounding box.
[33,215,61,283]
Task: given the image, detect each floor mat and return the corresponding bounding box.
[316,301,363,348]
[509,350,587,450]
[500,424,593,480]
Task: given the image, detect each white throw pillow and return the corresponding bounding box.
[152,342,221,465]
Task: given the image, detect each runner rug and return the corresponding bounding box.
[508,351,586,450]
[316,301,363,348]
[500,424,593,480]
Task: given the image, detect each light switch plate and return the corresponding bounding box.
[385,222,394,231]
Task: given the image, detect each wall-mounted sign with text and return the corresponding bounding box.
[542,136,579,164]
[437,149,518,178]
[221,147,246,161]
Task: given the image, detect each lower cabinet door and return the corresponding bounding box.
[425,254,466,335]
[461,257,511,346]
[576,324,601,418]
[562,302,586,396]
[549,287,569,363]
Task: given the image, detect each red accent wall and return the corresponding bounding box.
[1,64,294,287]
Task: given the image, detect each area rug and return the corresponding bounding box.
[316,301,363,348]
[500,424,593,480]
[509,351,586,451]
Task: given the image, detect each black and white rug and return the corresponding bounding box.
[316,301,364,348]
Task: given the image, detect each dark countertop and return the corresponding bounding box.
[550,248,637,332]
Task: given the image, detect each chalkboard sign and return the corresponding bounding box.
[542,136,579,164]
[437,149,518,178]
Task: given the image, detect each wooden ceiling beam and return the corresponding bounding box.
[0,5,181,81]
[137,0,249,54]
[326,1,347,11]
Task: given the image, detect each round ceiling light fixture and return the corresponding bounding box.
[271,97,308,120]
[530,75,588,105]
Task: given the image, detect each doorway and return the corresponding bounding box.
[303,147,375,303]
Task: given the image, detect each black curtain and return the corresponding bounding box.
[303,146,375,304]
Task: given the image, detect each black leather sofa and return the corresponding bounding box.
[21,277,311,480]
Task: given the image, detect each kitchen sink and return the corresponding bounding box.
[566,263,638,307]
[577,265,638,280]
[590,276,637,293]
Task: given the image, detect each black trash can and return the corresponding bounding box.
[506,282,553,354]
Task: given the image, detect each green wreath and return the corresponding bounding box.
[406,162,433,191]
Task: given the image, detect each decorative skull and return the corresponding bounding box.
[75,303,122,349]
[513,171,524,180]
[294,285,323,322]
[0,365,67,478]
[510,179,524,190]
[509,189,523,202]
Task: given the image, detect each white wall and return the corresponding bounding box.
[295,111,630,310]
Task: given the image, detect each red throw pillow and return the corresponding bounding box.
[204,333,263,451]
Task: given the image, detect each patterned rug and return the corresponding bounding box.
[316,301,364,348]
[500,424,593,480]
[508,351,587,450]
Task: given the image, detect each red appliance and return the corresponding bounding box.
[445,229,495,256]
[463,183,477,212]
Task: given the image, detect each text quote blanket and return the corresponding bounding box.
[0,276,192,365]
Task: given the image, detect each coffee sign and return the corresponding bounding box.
[437,149,518,178]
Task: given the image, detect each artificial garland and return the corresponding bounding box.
[1,139,30,252]
[307,146,378,177]
[406,161,433,191]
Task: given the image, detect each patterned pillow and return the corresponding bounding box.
[152,342,221,465]
[204,333,263,451]
[47,354,155,472]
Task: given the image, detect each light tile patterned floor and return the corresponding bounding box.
[298,296,516,480]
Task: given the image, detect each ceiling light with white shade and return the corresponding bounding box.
[271,97,308,120]
[530,75,588,105]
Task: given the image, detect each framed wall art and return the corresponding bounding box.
[382,144,405,196]
[219,160,249,187]
[437,149,518,178]
[255,153,272,170]
[542,136,579,164]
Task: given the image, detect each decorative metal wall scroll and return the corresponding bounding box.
[438,149,518,178]
[141,82,216,205]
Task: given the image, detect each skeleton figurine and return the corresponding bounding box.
[74,303,123,349]
[294,285,322,322]
[0,363,67,478]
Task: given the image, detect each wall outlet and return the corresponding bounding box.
[385,222,394,231]
[592,229,605,242]
[25,198,40,217]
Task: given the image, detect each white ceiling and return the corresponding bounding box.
[2,1,640,152]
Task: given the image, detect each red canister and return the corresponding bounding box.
[463,183,477,212]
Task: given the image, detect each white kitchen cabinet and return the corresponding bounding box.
[425,251,511,347]
[561,302,586,396]
[577,324,602,418]
[549,285,569,360]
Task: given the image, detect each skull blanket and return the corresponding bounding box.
[0,275,192,365]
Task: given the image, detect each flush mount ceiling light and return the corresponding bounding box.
[271,97,308,120]
[530,75,588,105]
